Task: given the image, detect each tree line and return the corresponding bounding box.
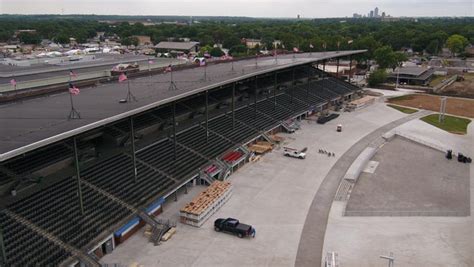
[0,15,472,60]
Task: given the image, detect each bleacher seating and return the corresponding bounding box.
[234,105,278,130]
[255,97,293,121]
[4,143,71,175]
[312,81,340,100]
[207,114,258,144]
[0,213,71,266]
[81,153,176,207]
[177,125,234,158]
[8,178,132,249]
[320,79,351,95]
[275,93,309,114]
[292,85,326,106]
[137,139,208,180]
[0,169,12,186]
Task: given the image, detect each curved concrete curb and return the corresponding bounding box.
[294,110,431,267]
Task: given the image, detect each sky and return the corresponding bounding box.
[0,0,472,18]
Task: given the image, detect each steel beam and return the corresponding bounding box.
[130,117,138,183]
[0,225,6,266]
[173,102,177,160]
[73,137,85,215]
[254,76,258,120]
[232,83,235,130]
[205,91,209,143]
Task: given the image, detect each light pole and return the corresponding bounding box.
[380,252,395,267]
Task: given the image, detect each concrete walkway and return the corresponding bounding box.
[294,109,431,267]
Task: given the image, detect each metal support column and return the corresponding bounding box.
[73,137,85,215]
[323,60,326,71]
[174,191,178,202]
[274,72,277,110]
[173,102,177,160]
[184,183,188,194]
[232,83,235,130]
[291,68,295,104]
[336,58,340,78]
[130,117,138,183]
[0,225,6,266]
[205,90,209,143]
[349,55,352,83]
[254,76,258,120]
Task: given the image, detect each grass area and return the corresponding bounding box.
[420,114,471,135]
[387,104,418,114]
[429,75,446,87]
[387,94,415,101]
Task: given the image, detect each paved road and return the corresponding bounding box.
[294,109,431,267]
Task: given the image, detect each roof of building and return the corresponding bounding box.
[393,66,428,76]
[155,41,200,50]
[388,66,435,80]
[0,50,366,161]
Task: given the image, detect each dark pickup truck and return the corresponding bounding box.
[214,218,255,238]
[317,113,340,124]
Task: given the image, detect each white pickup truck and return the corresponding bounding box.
[283,147,307,159]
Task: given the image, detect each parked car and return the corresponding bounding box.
[214,218,255,238]
[283,147,307,159]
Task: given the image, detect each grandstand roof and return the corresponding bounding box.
[0,50,366,161]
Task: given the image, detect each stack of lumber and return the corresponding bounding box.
[161,227,176,241]
[248,142,273,154]
[143,225,152,238]
[180,181,233,227]
[270,135,285,143]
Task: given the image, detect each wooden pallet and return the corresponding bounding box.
[248,144,272,154]
[269,135,285,143]
[180,181,231,216]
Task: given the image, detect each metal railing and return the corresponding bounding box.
[344,210,469,217]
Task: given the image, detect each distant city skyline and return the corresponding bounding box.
[1,0,472,18]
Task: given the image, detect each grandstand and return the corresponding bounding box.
[0,51,365,266]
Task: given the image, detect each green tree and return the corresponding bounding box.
[374,46,395,69]
[210,47,224,57]
[18,32,40,44]
[445,34,469,56]
[368,69,387,87]
[426,40,440,55]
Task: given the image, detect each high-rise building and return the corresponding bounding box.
[369,10,374,18]
[374,7,379,17]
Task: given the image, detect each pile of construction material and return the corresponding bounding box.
[143,225,177,242]
[180,181,233,227]
[248,141,274,154]
[269,135,285,143]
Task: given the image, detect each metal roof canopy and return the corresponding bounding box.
[0,50,366,162]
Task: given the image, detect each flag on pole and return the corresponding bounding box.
[200,60,206,67]
[348,39,353,45]
[293,47,299,53]
[69,70,78,78]
[69,83,80,95]
[118,73,128,82]
[309,44,314,49]
[10,79,17,87]
[164,64,172,73]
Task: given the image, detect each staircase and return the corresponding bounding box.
[138,211,174,246]
[213,159,231,180]
[199,169,216,185]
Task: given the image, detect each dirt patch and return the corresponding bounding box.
[440,74,474,98]
[387,94,474,118]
